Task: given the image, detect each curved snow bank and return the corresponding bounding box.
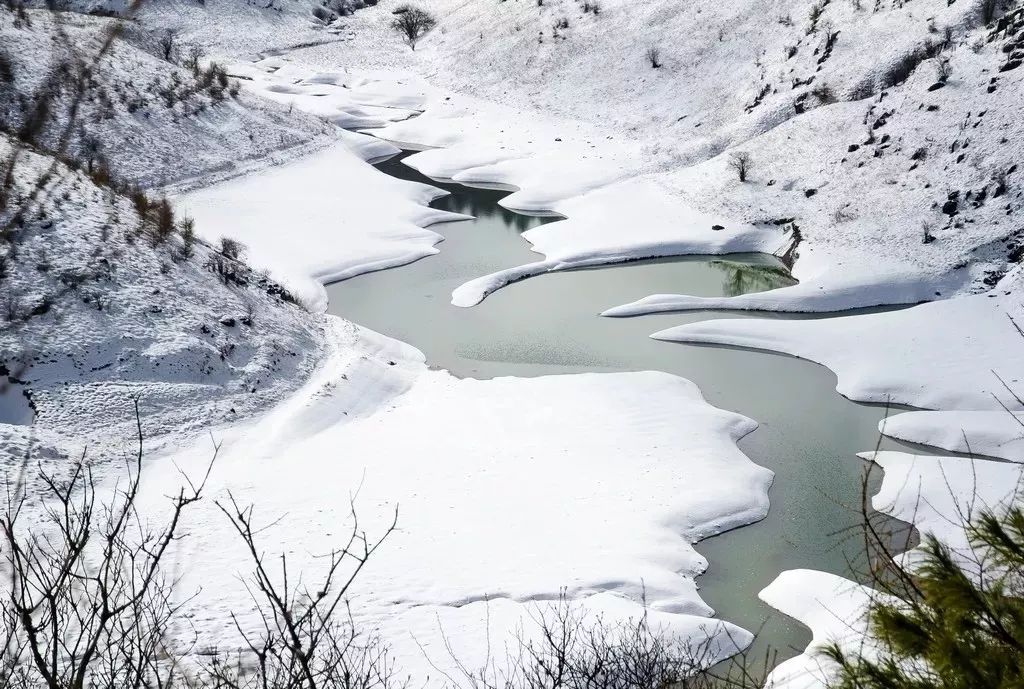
[759,570,877,689]
[866,450,1024,570]
[144,326,773,681]
[603,255,964,316]
[652,291,1024,410]
[761,449,1023,688]
[176,141,469,311]
[881,410,1024,463]
[451,177,784,307]
[231,62,427,131]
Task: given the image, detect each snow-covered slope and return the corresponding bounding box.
[236,0,1024,313]
[0,135,326,456]
[0,8,332,188]
[138,327,774,681]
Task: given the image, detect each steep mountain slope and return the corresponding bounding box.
[0,134,328,460]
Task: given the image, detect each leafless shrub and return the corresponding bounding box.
[429,590,772,689]
[807,0,826,33]
[185,44,204,73]
[218,236,246,260]
[811,82,837,103]
[153,197,175,243]
[178,216,196,258]
[645,46,662,68]
[934,57,953,82]
[3,291,23,322]
[390,5,436,50]
[158,28,178,62]
[832,206,857,223]
[0,400,216,689]
[881,47,928,88]
[728,151,753,182]
[202,493,401,689]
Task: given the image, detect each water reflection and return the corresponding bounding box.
[710,259,798,297]
[378,157,540,234]
[328,153,910,665]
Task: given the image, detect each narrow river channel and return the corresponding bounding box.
[326,152,916,664]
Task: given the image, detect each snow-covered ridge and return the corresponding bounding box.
[0,8,333,189]
[0,135,327,457]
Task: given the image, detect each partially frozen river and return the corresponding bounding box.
[326,153,911,663]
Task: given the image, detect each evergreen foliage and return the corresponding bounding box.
[824,505,1024,689]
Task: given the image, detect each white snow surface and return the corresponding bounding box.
[868,450,1024,568]
[173,139,467,311]
[652,279,1024,411]
[268,0,1024,313]
[759,570,878,689]
[7,0,1024,682]
[140,321,773,680]
[0,136,326,453]
[882,410,1024,462]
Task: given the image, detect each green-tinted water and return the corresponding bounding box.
[326,154,913,664]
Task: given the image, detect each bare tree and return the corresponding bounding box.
[644,46,661,69]
[0,399,216,689]
[389,6,436,50]
[158,28,178,63]
[423,590,772,689]
[204,495,402,689]
[728,151,753,182]
[219,236,246,261]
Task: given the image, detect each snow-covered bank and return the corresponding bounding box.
[759,570,879,689]
[240,0,1024,316]
[143,318,774,679]
[760,446,1024,689]
[651,281,1024,411]
[868,450,1024,569]
[0,135,326,452]
[882,409,1024,462]
[174,139,469,310]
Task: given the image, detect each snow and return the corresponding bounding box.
[0,9,333,189]
[269,0,1024,315]
[0,135,327,455]
[139,322,773,680]
[173,141,468,311]
[651,283,1024,411]
[759,570,878,689]
[867,450,1024,569]
[450,177,788,307]
[882,410,1024,462]
[6,0,1024,682]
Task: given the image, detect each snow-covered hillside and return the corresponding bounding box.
[0,135,327,460]
[3,0,1024,685]
[0,8,332,188]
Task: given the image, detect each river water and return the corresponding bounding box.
[326,153,913,663]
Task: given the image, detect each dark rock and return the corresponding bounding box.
[847,144,860,152]
[804,188,817,197]
[711,224,725,231]
[1000,59,1022,72]
[220,316,237,327]
[927,81,945,91]
[942,199,959,216]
